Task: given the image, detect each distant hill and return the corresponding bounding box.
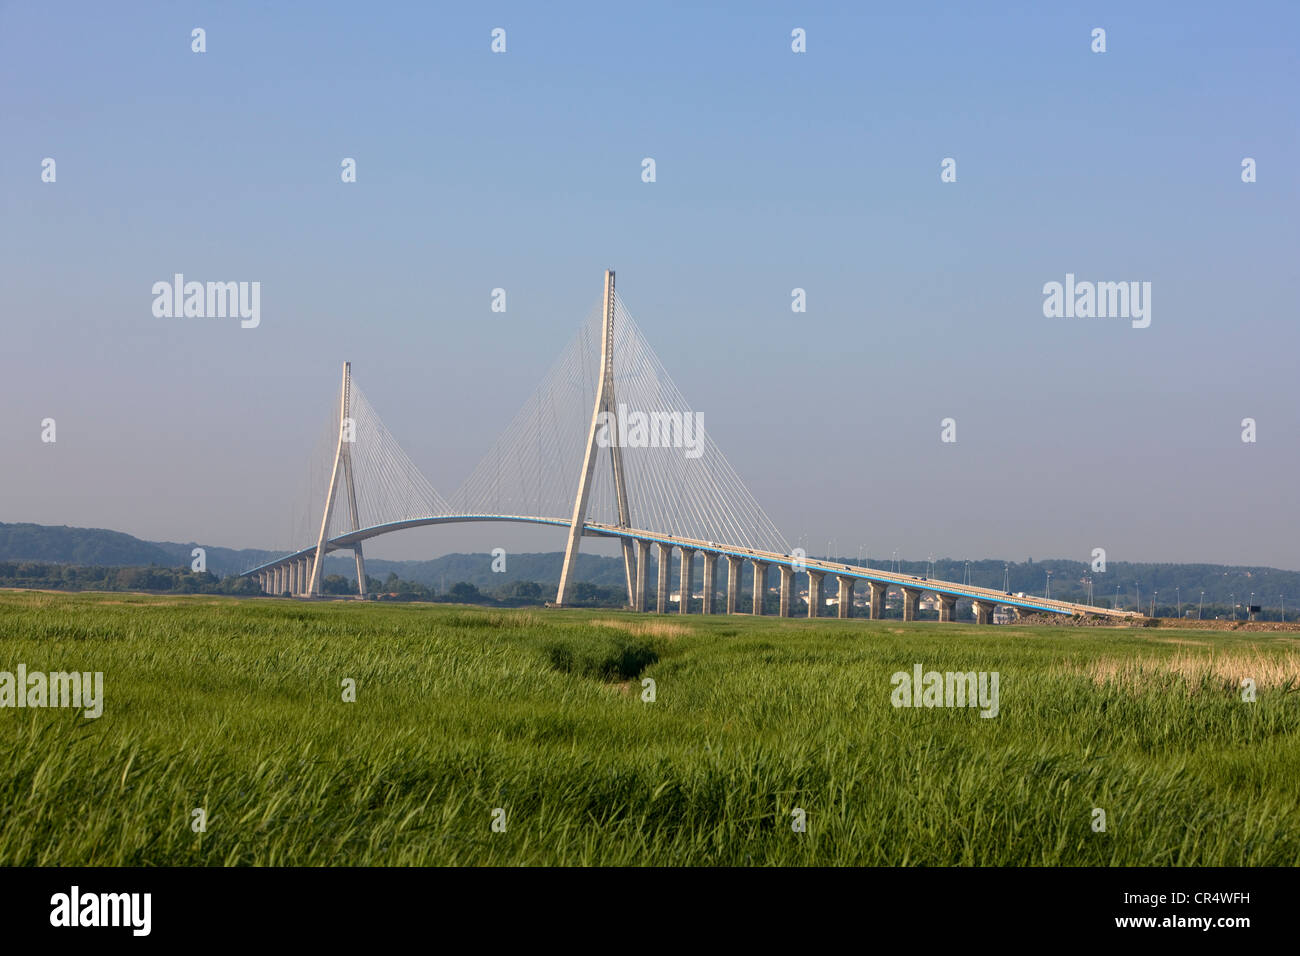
[0,523,288,578]
[1,521,1296,613]
[0,523,176,567]
[0,522,625,589]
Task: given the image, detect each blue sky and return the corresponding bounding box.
[2,1,1297,569]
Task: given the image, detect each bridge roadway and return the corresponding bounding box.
[245,514,1142,622]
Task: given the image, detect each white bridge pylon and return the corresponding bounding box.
[548,269,790,605]
[244,272,1142,624]
[299,360,455,597]
[556,269,635,606]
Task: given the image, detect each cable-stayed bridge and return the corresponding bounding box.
[244,271,1140,623]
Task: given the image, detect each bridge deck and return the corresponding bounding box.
[245,513,1141,620]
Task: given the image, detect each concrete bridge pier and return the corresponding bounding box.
[869,581,887,619]
[299,558,310,595]
[778,566,795,617]
[972,600,995,625]
[807,570,824,618]
[837,576,854,619]
[725,555,743,614]
[352,544,367,598]
[751,560,767,615]
[701,553,717,614]
[634,539,650,611]
[678,549,694,614]
[656,543,672,614]
[938,594,958,622]
[902,587,924,622]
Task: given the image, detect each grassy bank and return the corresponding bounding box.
[1,591,1297,865]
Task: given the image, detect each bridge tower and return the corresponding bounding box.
[306,361,368,597]
[555,270,636,606]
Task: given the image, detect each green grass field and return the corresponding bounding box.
[1,590,1297,866]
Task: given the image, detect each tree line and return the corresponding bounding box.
[0,561,626,607]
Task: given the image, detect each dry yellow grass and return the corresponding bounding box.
[1064,647,1300,693]
[591,617,692,639]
